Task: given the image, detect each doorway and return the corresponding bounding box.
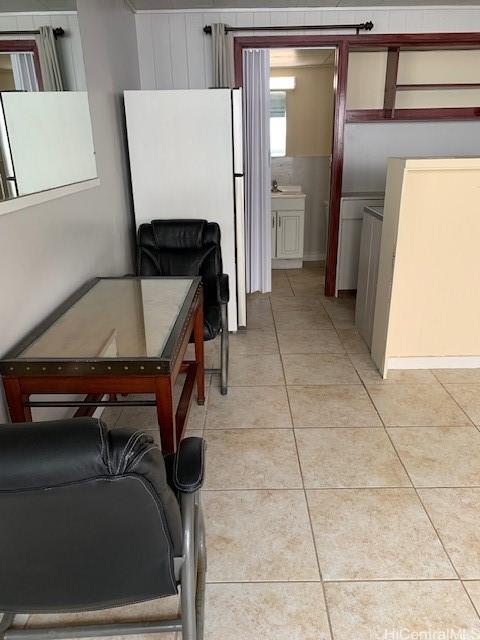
[235,36,345,297]
[268,47,335,285]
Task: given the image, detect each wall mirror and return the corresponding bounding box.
[0,0,96,202]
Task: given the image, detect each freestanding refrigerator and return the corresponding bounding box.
[124,89,246,331]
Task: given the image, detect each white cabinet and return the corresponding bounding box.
[355,206,383,349]
[336,193,384,294]
[271,193,305,267]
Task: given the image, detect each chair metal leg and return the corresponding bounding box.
[220,303,228,395]
[180,493,197,640]
[194,496,206,640]
[0,614,14,640]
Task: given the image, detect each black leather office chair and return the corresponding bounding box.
[0,418,206,640]
[137,219,229,394]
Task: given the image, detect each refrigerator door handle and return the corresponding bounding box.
[231,89,244,176]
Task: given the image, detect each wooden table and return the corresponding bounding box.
[0,277,205,454]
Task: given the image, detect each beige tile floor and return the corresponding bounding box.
[24,262,480,639]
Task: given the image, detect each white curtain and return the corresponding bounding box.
[243,48,272,294]
[211,23,234,88]
[11,53,39,91]
[36,25,64,91]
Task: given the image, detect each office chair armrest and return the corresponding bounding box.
[218,273,229,304]
[174,437,206,493]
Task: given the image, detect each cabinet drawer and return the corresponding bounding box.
[272,196,305,212]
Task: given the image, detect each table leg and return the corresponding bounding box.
[193,301,205,406]
[154,376,176,454]
[3,378,32,422]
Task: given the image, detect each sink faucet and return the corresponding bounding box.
[271,179,281,193]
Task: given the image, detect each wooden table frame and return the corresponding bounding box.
[0,277,205,454]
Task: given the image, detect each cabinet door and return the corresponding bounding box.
[276,211,304,259]
[272,211,277,258]
[336,197,384,293]
[355,214,382,349]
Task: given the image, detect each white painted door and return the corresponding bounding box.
[276,211,304,259]
[124,89,239,331]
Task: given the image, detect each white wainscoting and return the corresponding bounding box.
[135,6,480,91]
[0,11,86,91]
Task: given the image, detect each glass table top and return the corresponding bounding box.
[14,278,195,362]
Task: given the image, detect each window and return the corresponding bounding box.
[270,76,296,91]
[270,90,287,157]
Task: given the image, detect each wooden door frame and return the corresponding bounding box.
[233,31,480,296]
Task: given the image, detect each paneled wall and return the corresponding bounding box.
[135,6,480,90]
[0,12,86,90]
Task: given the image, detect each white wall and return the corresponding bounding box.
[135,6,480,90]
[0,0,140,422]
[343,121,480,193]
[0,11,86,90]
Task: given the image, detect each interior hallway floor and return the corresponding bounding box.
[23,261,480,639]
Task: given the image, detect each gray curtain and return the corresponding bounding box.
[36,25,64,91]
[243,48,272,294]
[11,53,39,91]
[211,23,234,88]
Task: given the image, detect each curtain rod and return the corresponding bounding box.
[0,27,65,38]
[203,21,373,35]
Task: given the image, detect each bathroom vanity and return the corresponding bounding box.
[271,186,306,269]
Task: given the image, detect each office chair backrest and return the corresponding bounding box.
[0,419,182,613]
[137,219,223,284]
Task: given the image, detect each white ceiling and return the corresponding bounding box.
[131,0,480,9]
[270,47,335,67]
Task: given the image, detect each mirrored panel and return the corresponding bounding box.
[0,1,96,201]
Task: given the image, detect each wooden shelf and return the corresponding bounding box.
[396,82,480,91]
[346,107,480,122]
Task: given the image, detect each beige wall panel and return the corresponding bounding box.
[271,65,334,157]
[396,89,480,109]
[346,51,387,110]
[397,50,480,85]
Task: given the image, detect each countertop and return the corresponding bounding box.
[271,191,306,199]
[341,191,385,200]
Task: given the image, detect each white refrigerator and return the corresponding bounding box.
[124,89,246,331]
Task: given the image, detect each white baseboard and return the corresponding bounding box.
[388,356,480,370]
[303,252,326,262]
[272,258,303,269]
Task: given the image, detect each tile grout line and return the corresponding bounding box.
[370,385,466,570]
[440,380,480,433]
[277,270,339,640]
[201,483,480,492]
[384,423,480,621]
[353,352,480,619]
[270,275,337,640]
[437,379,477,428]
[353,351,480,611]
